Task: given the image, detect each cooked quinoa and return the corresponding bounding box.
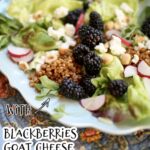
[29,49,83,87]
[127,47,150,66]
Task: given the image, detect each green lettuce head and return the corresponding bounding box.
[85,0,139,23]
[92,56,124,96]
[7,0,83,25]
[127,75,150,120]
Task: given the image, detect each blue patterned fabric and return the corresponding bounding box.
[1,93,150,150]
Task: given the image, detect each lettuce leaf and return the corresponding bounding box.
[52,104,66,120]
[12,24,57,51]
[35,75,59,100]
[7,0,33,25]
[138,0,150,25]
[85,0,139,23]
[40,75,59,90]
[92,56,150,121]
[102,94,133,122]
[100,76,150,122]
[0,13,22,49]
[121,24,143,41]
[7,0,83,25]
[36,88,50,100]
[92,57,123,96]
[85,1,116,22]
[33,0,82,14]
[28,30,56,51]
[0,14,22,33]
[127,75,150,120]
[0,35,9,49]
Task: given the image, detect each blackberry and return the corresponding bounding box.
[78,25,104,48]
[83,52,101,76]
[59,78,87,100]
[141,17,150,38]
[73,44,90,65]
[108,80,128,97]
[80,75,96,96]
[89,11,104,31]
[83,1,90,11]
[64,9,83,25]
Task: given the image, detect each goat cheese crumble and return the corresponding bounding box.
[131,54,139,64]
[95,43,108,53]
[115,8,127,28]
[65,24,75,37]
[48,27,65,40]
[110,36,126,56]
[54,6,68,19]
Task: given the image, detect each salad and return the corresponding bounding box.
[1,0,150,123]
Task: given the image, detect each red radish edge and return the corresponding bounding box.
[75,13,84,33]
[80,95,105,112]
[138,71,150,78]
[8,49,31,58]
[106,29,121,40]
[10,51,34,63]
[8,44,31,58]
[124,65,137,78]
[137,61,150,78]
[113,34,132,47]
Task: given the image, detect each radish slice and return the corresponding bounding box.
[138,61,150,78]
[76,13,84,33]
[100,109,130,122]
[8,44,31,58]
[106,29,121,40]
[124,65,137,78]
[10,51,34,63]
[80,95,105,111]
[113,34,132,47]
[143,77,150,99]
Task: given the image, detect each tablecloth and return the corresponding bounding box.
[1,92,150,150]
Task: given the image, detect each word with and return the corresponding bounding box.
[6,104,32,116]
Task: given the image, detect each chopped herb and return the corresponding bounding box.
[60,36,66,42]
[51,104,66,120]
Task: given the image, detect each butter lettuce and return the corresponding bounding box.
[7,0,83,25]
[85,0,139,22]
[92,57,123,95]
[12,24,57,51]
[138,0,150,25]
[100,94,133,122]
[0,13,22,49]
[92,56,150,121]
[33,0,82,14]
[40,75,59,90]
[100,57,124,80]
[127,76,150,120]
[7,0,33,25]
[121,24,142,41]
[97,75,150,122]
[85,1,116,22]
[35,75,59,100]
[0,35,9,49]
